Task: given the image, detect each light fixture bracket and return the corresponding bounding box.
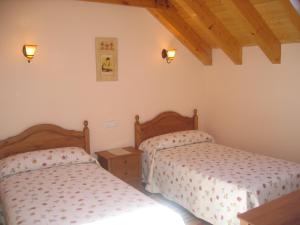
[162,49,168,60]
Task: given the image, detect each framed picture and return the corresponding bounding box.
[95,37,118,81]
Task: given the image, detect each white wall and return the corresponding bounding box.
[202,44,300,162]
[0,0,205,151]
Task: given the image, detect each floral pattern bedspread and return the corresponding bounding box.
[142,143,300,225]
[0,162,184,225]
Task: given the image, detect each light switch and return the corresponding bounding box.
[103,120,118,128]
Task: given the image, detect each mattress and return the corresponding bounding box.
[0,162,184,225]
[142,142,300,225]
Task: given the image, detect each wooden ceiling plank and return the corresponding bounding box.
[281,0,300,32]
[181,0,242,65]
[81,0,168,8]
[224,0,281,64]
[148,7,212,65]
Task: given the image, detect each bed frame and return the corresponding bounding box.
[0,121,90,159]
[135,109,198,148]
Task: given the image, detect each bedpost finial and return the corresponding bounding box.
[193,109,197,116]
[135,115,139,123]
[84,120,88,128]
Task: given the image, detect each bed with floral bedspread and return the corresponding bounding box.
[0,147,184,225]
[140,130,300,225]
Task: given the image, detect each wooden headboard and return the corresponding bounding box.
[0,121,90,160]
[135,109,198,148]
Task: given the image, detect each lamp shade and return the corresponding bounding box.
[166,49,176,59]
[23,45,37,62]
[162,48,176,63]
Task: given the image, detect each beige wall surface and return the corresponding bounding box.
[0,0,205,152]
[202,44,300,163]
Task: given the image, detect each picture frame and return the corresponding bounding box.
[95,37,118,81]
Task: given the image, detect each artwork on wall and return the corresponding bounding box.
[95,37,118,81]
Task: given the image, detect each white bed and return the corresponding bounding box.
[135,110,300,225]
[0,121,185,225]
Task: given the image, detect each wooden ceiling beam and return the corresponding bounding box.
[149,6,212,65]
[281,0,300,32]
[81,0,169,8]
[180,0,242,65]
[224,0,281,64]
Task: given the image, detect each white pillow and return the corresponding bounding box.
[0,147,96,178]
[139,130,214,152]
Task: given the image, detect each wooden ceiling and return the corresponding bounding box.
[84,0,300,65]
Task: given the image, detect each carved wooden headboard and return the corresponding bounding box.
[135,109,198,148]
[0,121,90,160]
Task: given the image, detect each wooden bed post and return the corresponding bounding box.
[193,109,198,129]
[83,120,90,154]
[135,115,142,149]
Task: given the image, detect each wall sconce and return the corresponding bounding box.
[162,48,176,63]
[23,44,37,63]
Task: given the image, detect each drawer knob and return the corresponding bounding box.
[124,172,128,175]
[124,159,127,164]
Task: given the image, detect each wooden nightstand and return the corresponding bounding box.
[95,147,142,189]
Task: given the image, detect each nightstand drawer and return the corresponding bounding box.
[111,155,139,168]
[111,169,139,181]
[111,155,140,179]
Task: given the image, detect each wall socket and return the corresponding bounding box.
[103,120,118,128]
